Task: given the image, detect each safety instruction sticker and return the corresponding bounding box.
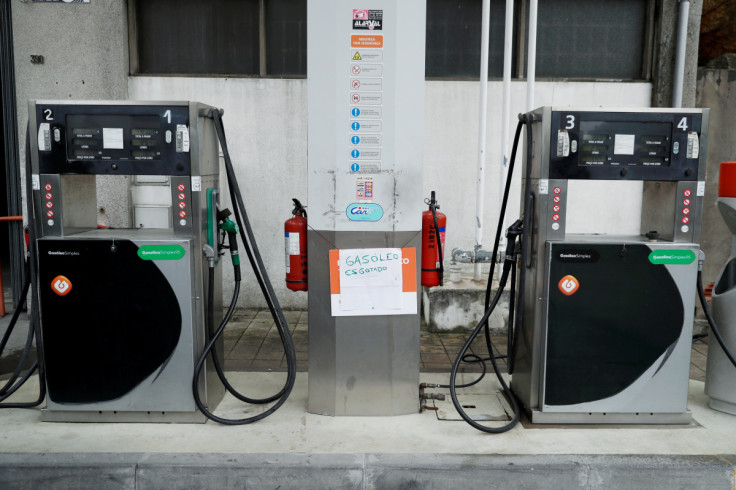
[351,35,383,48]
[329,248,417,317]
[350,107,382,119]
[347,15,384,179]
[356,176,374,200]
[350,78,382,91]
[351,50,383,63]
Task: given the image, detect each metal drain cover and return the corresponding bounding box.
[434,393,512,421]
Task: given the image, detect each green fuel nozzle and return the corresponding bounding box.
[218,208,241,274]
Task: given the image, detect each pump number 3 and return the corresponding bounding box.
[565,115,575,129]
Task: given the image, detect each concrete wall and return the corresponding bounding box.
[696,69,736,286]
[130,77,651,308]
[12,0,707,310]
[652,0,703,108]
[12,0,129,214]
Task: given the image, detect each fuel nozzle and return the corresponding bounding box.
[218,208,241,278]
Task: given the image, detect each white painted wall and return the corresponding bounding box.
[129,77,651,308]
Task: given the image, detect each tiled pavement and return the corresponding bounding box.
[223,309,710,381]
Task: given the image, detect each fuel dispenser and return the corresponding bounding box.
[510,107,709,424]
[21,100,294,424]
[26,100,223,422]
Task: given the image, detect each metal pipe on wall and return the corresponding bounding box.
[474,0,491,281]
[672,0,690,108]
[526,0,538,111]
[499,0,515,250]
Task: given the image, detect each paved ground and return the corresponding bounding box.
[220,310,710,381]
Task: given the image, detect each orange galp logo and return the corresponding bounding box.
[51,275,72,296]
[558,275,579,296]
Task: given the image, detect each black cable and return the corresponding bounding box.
[697,271,736,368]
[191,109,296,424]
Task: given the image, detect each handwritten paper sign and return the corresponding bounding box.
[329,248,417,317]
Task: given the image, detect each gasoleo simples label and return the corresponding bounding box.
[137,244,186,261]
[648,250,696,265]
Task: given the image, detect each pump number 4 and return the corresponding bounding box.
[677,117,688,131]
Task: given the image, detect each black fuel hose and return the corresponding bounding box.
[449,221,523,433]
[697,271,736,368]
[441,118,527,396]
[0,126,45,408]
[192,109,296,424]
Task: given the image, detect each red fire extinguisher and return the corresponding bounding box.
[422,191,446,287]
[285,198,308,291]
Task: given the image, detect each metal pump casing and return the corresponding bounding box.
[29,100,223,422]
[512,107,709,424]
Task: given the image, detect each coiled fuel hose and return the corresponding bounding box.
[446,115,533,433]
[192,109,296,425]
[0,126,46,408]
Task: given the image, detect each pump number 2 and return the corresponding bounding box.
[565,115,575,129]
[677,117,688,131]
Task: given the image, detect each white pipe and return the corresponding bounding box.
[672,0,690,108]
[474,0,491,281]
[499,0,514,250]
[526,0,538,111]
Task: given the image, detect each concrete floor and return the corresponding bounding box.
[1,309,734,489]
[221,310,711,382]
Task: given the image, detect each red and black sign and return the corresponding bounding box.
[353,9,383,30]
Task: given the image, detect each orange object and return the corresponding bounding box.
[285,212,308,291]
[719,161,736,197]
[421,203,446,288]
[351,35,383,48]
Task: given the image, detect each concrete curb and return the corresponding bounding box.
[0,453,734,489]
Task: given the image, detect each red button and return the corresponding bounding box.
[179,210,187,218]
[682,216,689,224]
[177,184,185,191]
[683,207,690,215]
[683,198,690,206]
[684,190,692,197]
[46,201,53,209]
[46,210,54,218]
[178,193,185,200]
[552,214,560,221]
[553,196,561,203]
[178,202,186,209]
[553,187,562,195]
[45,193,53,200]
[553,205,560,212]
[44,184,53,191]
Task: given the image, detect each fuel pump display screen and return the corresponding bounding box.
[578,121,671,167]
[66,115,162,161]
[548,110,704,181]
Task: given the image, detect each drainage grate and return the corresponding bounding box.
[433,393,512,421]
